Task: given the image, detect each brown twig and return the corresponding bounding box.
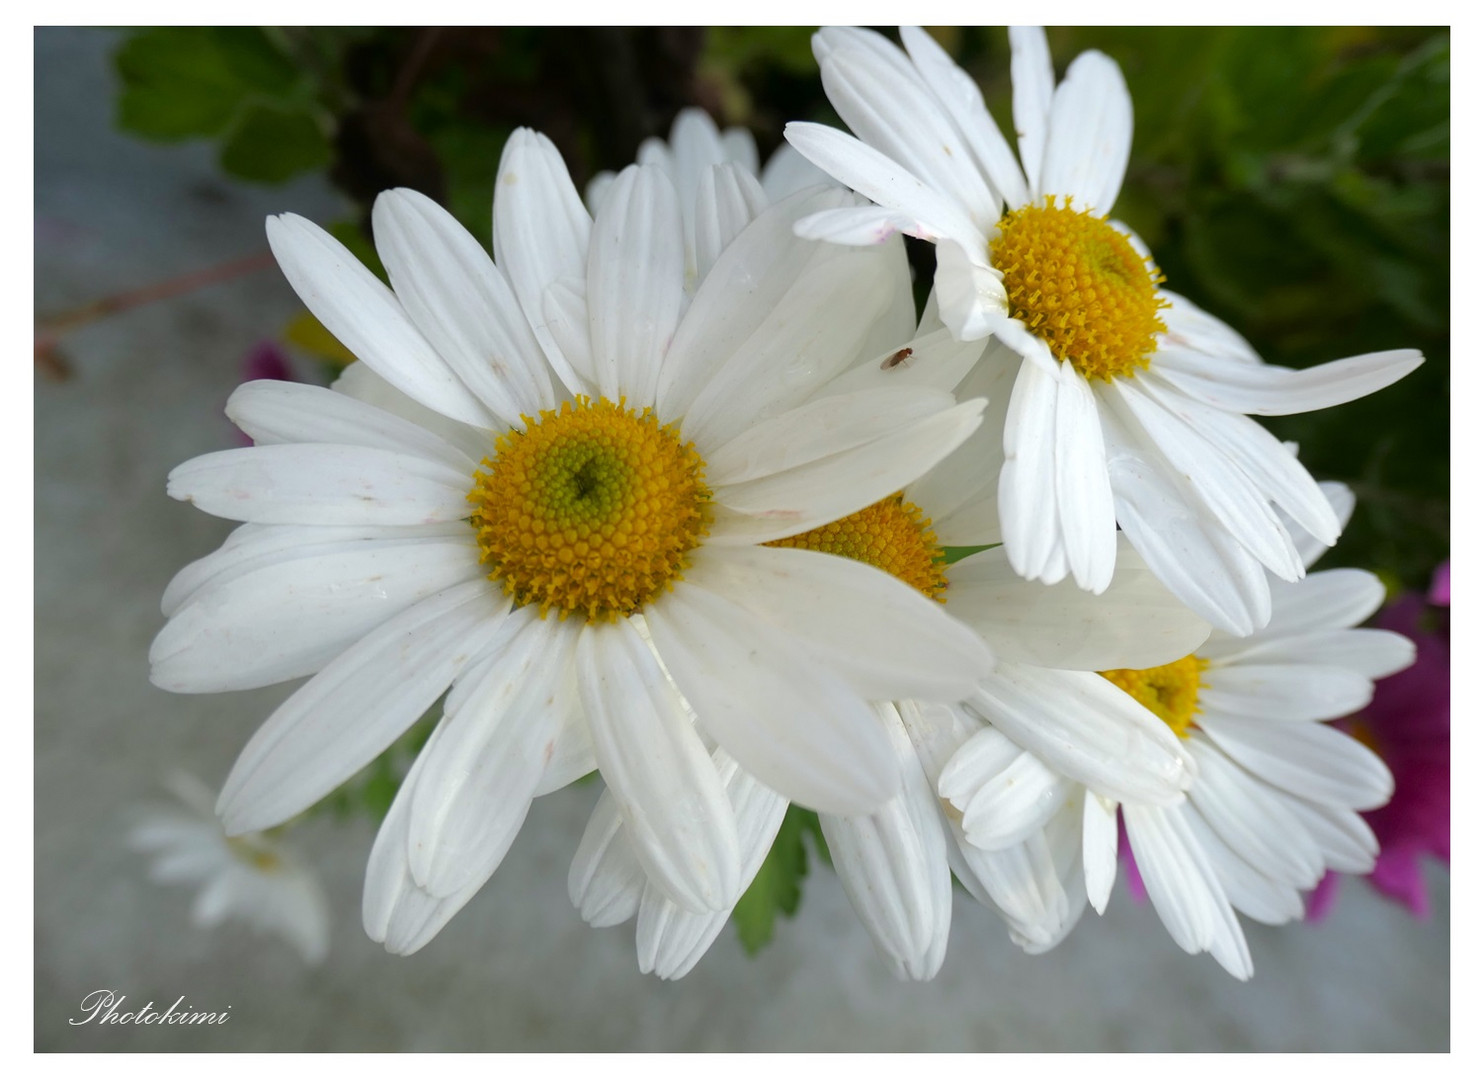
[37,249,277,336]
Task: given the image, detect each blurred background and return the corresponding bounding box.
[35,26,1449,1051]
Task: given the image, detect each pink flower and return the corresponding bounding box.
[1311,562,1450,920]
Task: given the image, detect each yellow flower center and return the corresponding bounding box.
[226,836,282,872]
[1099,654,1207,739]
[467,396,711,622]
[765,494,947,601]
[990,195,1168,380]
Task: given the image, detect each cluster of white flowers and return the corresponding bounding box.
[146,27,1420,980]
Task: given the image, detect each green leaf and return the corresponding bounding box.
[209,27,301,95]
[114,28,245,139]
[218,104,332,184]
[942,543,999,565]
[731,806,825,954]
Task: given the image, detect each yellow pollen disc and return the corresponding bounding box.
[990,195,1169,380]
[467,396,711,622]
[765,494,948,601]
[1099,654,1207,739]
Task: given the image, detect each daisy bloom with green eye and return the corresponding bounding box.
[784,26,1421,636]
[151,128,994,955]
[939,483,1414,977]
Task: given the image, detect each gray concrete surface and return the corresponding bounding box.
[34,27,1450,1052]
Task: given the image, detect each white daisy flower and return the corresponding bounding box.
[571,344,1213,980]
[941,483,1415,977]
[128,772,331,965]
[151,128,994,955]
[784,26,1423,634]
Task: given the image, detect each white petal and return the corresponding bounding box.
[900,26,1028,208]
[1283,797,1378,875]
[1262,568,1387,637]
[814,326,986,401]
[1052,364,1118,591]
[531,650,597,797]
[678,242,909,448]
[1200,627,1414,681]
[363,751,489,955]
[406,612,571,896]
[708,399,987,546]
[642,580,898,815]
[903,343,1017,545]
[817,45,999,226]
[937,724,1020,808]
[1199,663,1374,722]
[1136,370,1340,546]
[371,188,555,423]
[655,185,858,420]
[1123,803,1253,979]
[822,705,952,980]
[1108,377,1303,582]
[160,521,464,617]
[1159,290,1264,365]
[791,204,923,246]
[784,122,986,249]
[226,380,477,472]
[1290,480,1356,571]
[946,540,1211,671]
[686,544,993,703]
[694,163,768,285]
[760,142,831,200]
[576,618,741,912]
[704,385,955,486]
[636,751,789,979]
[150,534,483,692]
[330,361,492,463]
[568,790,645,928]
[720,125,760,176]
[967,663,1193,806]
[1099,394,1273,635]
[1181,802,1304,926]
[492,128,592,396]
[1000,358,1070,585]
[1038,50,1132,214]
[1008,26,1055,198]
[958,830,1071,949]
[1152,346,1423,416]
[167,444,473,527]
[217,580,509,834]
[1082,791,1119,914]
[958,751,1071,851]
[540,275,595,387]
[586,165,685,407]
[1187,735,1325,888]
[933,239,1014,345]
[265,214,494,428]
[1198,714,1393,811]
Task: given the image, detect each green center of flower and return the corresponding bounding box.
[990,195,1168,380]
[1099,654,1206,739]
[467,396,711,622]
[765,494,948,601]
